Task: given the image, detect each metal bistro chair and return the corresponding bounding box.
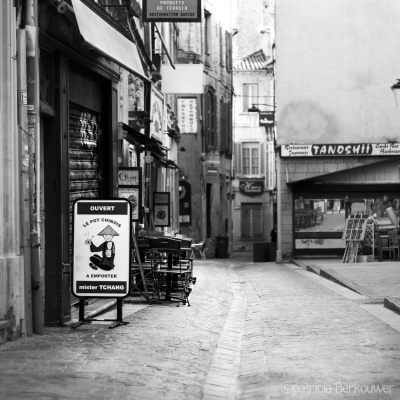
[191,241,206,260]
[388,231,400,261]
[376,232,397,262]
[131,236,161,300]
[150,237,192,306]
[179,238,197,285]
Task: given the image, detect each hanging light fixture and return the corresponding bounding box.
[391,79,400,106]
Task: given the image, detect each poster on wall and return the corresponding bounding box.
[72,199,131,298]
[117,167,142,222]
[143,0,201,22]
[179,181,192,225]
[177,98,198,134]
[153,192,171,227]
[150,84,165,142]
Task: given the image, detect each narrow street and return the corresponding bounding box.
[1,254,400,400]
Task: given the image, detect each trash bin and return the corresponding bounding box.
[215,236,229,258]
[267,242,277,261]
[253,243,268,262]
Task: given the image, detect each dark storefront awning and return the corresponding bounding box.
[71,0,148,81]
[119,122,166,156]
[153,155,179,170]
[287,156,400,187]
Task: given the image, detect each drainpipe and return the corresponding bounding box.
[17,21,33,337]
[26,0,43,334]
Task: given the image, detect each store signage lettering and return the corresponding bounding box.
[239,181,264,196]
[259,112,274,126]
[143,0,201,22]
[72,199,131,298]
[178,98,197,134]
[281,143,400,157]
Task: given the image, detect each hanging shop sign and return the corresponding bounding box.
[150,84,165,142]
[281,143,400,157]
[177,97,198,134]
[259,112,274,127]
[179,181,192,225]
[153,192,171,227]
[72,199,131,298]
[143,0,201,22]
[205,161,220,184]
[239,180,264,196]
[117,167,142,222]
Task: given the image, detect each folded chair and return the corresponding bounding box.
[191,242,206,260]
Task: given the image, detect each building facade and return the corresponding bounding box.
[232,50,275,252]
[1,0,234,343]
[275,0,400,261]
[175,0,234,257]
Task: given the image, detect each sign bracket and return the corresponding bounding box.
[71,298,129,329]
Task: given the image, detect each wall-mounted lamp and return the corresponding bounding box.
[129,111,152,130]
[226,193,235,200]
[272,187,277,201]
[179,147,186,152]
[391,79,400,106]
[247,103,276,127]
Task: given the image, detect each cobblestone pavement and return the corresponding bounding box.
[1,254,400,400]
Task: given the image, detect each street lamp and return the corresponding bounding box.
[247,103,276,126]
[390,79,400,106]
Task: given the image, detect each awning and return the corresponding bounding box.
[287,156,400,186]
[153,154,179,170]
[119,122,166,156]
[71,0,148,81]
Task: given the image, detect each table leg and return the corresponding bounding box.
[165,253,172,301]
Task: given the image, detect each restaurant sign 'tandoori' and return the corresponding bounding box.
[280,143,400,157]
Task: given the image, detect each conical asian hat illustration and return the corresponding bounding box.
[97,225,120,236]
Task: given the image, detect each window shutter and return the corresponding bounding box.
[227,102,232,154]
[220,102,228,152]
[234,142,242,175]
[260,142,265,177]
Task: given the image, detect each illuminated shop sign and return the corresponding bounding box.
[239,180,264,196]
[281,143,400,157]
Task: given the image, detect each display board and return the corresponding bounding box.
[153,192,171,227]
[72,199,131,298]
[117,167,142,222]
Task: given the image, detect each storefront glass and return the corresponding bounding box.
[294,194,400,251]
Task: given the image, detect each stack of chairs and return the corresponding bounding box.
[150,237,193,307]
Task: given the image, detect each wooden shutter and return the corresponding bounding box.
[234,142,242,175]
[220,102,228,152]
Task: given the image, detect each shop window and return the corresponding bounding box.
[241,203,264,239]
[294,198,345,232]
[294,195,400,233]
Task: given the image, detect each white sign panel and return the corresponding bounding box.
[281,143,400,157]
[160,64,203,94]
[177,98,198,134]
[72,199,131,298]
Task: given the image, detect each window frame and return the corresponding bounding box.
[241,202,264,239]
[242,83,258,113]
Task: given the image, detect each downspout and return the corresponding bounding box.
[17,15,33,337]
[26,0,44,334]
